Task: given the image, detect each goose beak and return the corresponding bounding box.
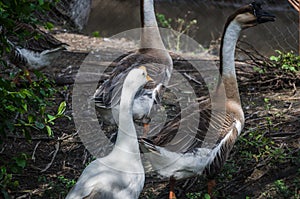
[146,75,153,82]
[251,2,276,24]
[256,10,276,24]
[138,65,153,82]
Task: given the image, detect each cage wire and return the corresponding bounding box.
[43,0,298,56]
[155,0,299,56]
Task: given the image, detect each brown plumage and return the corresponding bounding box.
[93,0,172,125]
[139,2,275,198]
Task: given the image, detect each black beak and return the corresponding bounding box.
[251,2,276,24]
[256,10,276,23]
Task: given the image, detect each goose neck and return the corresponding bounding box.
[113,85,140,156]
[140,0,166,50]
[141,0,157,27]
[219,20,242,103]
[221,20,241,78]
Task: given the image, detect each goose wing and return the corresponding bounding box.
[139,99,241,177]
[93,50,171,108]
[7,22,67,52]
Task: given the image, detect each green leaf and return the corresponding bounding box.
[5,105,17,112]
[270,55,279,62]
[27,115,34,123]
[47,114,55,121]
[38,0,44,6]
[22,103,27,111]
[35,121,45,129]
[92,31,100,37]
[44,22,54,30]
[46,125,52,136]
[15,157,26,168]
[57,101,66,115]
[21,89,32,97]
[204,193,211,199]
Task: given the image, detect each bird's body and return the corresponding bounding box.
[11,45,66,70]
[93,0,172,126]
[66,67,151,199]
[139,2,275,197]
[4,22,67,71]
[65,151,144,199]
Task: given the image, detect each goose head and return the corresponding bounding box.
[123,66,153,92]
[228,2,275,29]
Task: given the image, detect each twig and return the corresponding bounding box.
[57,130,79,141]
[183,72,203,85]
[31,141,41,162]
[41,142,60,173]
[16,193,31,199]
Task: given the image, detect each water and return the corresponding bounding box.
[84,0,299,55]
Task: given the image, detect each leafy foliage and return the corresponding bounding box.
[0,71,68,141]
[270,50,300,74]
[0,0,68,198]
[248,50,300,89]
[156,13,198,51]
[39,175,76,198]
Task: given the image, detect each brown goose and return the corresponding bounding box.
[93,0,172,132]
[139,2,275,198]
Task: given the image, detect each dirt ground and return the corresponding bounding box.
[1,32,299,199]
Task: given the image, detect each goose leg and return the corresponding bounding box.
[169,177,177,199]
[142,123,150,137]
[207,179,216,197]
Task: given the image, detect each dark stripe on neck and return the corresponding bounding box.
[219,5,252,76]
[140,0,145,28]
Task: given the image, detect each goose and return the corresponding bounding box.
[93,0,172,134]
[66,66,152,199]
[2,23,67,82]
[139,2,275,198]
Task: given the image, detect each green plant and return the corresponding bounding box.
[92,31,100,37]
[41,175,76,198]
[0,0,67,197]
[270,50,300,74]
[186,192,211,199]
[156,13,197,51]
[241,130,284,163]
[0,153,28,198]
[274,180,289,196]
[156,13,172,29]
[0,72,68,140]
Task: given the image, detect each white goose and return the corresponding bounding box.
[139,2,275,198]
[66,66,152,199]
[93,0,172,134]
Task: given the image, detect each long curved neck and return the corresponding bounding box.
[113,84,140,157]
[140,0,166,50]
[219,20,242,104]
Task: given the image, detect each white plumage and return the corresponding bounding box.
[66,67,151,199]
